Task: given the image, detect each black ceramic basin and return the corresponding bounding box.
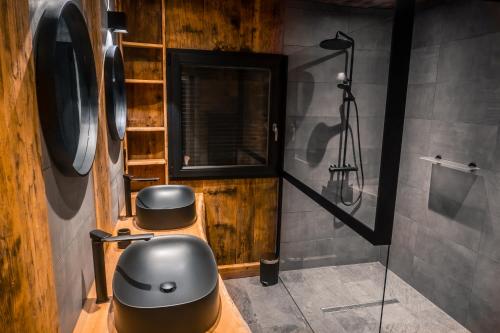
[113,235,220,333]
[136,185,196,230]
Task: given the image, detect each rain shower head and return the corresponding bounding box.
[319,38,352,50]
[319,31,354,50]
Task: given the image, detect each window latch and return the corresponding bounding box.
[272,123,278,142]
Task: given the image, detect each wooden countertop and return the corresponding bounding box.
[73,194,250,333]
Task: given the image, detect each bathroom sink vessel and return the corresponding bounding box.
[136,185,196,230]
[113,235,220,333]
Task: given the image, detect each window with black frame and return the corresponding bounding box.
[167,49,286,179]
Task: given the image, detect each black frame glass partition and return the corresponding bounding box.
[281,0,415,246]
[167,49,287,180]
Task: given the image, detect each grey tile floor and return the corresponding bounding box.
[225,262,469,333]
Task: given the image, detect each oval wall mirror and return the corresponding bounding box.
[35,0,98,176]
[104,45,127,141]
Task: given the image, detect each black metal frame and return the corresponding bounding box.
[105,45,127,141]
[167,48,287,180]
[35,0,98,176]
[281,0,415,246]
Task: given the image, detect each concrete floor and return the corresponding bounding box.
[225,263,469,333]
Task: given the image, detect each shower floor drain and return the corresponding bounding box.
[321,298,399,313]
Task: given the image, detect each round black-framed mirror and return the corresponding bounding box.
[104,45,127,141]
[35,0,98,176]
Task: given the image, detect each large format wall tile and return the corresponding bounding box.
[408,45,439,85]
[411,257,472,325]
[286,81,343,117]
[404,83,435,120]
[428,121,497,170]
[349,18,392,51]
[433,80,500,125]
[436,0,500,45]
[479,172,500,262]
[398,152,431,190]
[281,210,334,243]
[437,33,500,84]
[426,167,487,249]
[352,49,390,84]
[284,6,348,47]
[351,83,388,118]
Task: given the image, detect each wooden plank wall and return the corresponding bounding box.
[0,1,59,331]
[0,0,118,331]
[165,0,284,265]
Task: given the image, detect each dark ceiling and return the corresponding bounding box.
[312,0,438,9]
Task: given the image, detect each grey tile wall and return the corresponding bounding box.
[388,0,500,331]
[30,1,124,332]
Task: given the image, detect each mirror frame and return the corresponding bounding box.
[35,0,98,176]
[105,45,127,141]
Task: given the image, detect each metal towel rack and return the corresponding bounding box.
[419,155,480,174]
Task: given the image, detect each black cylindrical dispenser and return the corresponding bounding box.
[260,252,279,286]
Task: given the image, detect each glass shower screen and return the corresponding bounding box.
[282,0,413,246]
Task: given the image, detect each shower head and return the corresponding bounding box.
[319,38,352,50]
[320,31,354,51]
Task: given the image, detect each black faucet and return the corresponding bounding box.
[123,174,160,217]
[90,229,154,304]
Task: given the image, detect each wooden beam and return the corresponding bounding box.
[219,262,261,280]
[0,0,59,330]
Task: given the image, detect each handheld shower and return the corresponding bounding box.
[336,72,354,100]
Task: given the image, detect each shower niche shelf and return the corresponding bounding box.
[419,156,480,174]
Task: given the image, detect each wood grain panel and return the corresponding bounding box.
[127,131,165,160]
[121,0,163,43]
[166,0,283,265]
[219,262,260,280]
[166,0,283,52]
[126,84,164,127]
[0,0,59,331]
[128,165,165,192]
[172,178,279,265]
[165,0,208,49]
[123,47,163,80]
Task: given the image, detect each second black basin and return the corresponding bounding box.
[113,235,220,333]
[136,185,196,230]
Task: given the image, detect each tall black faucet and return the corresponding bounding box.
[90,229,154,303]
[123,174,160,217]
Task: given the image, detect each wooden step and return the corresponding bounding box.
[127,158,166,166]
[125,79,164,85]
[126,126,165,132]
[122,41,163,49]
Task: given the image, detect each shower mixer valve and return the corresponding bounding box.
[329,164,359,173]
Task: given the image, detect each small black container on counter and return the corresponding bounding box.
[117,228,131,249]
[260,252,279,286]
